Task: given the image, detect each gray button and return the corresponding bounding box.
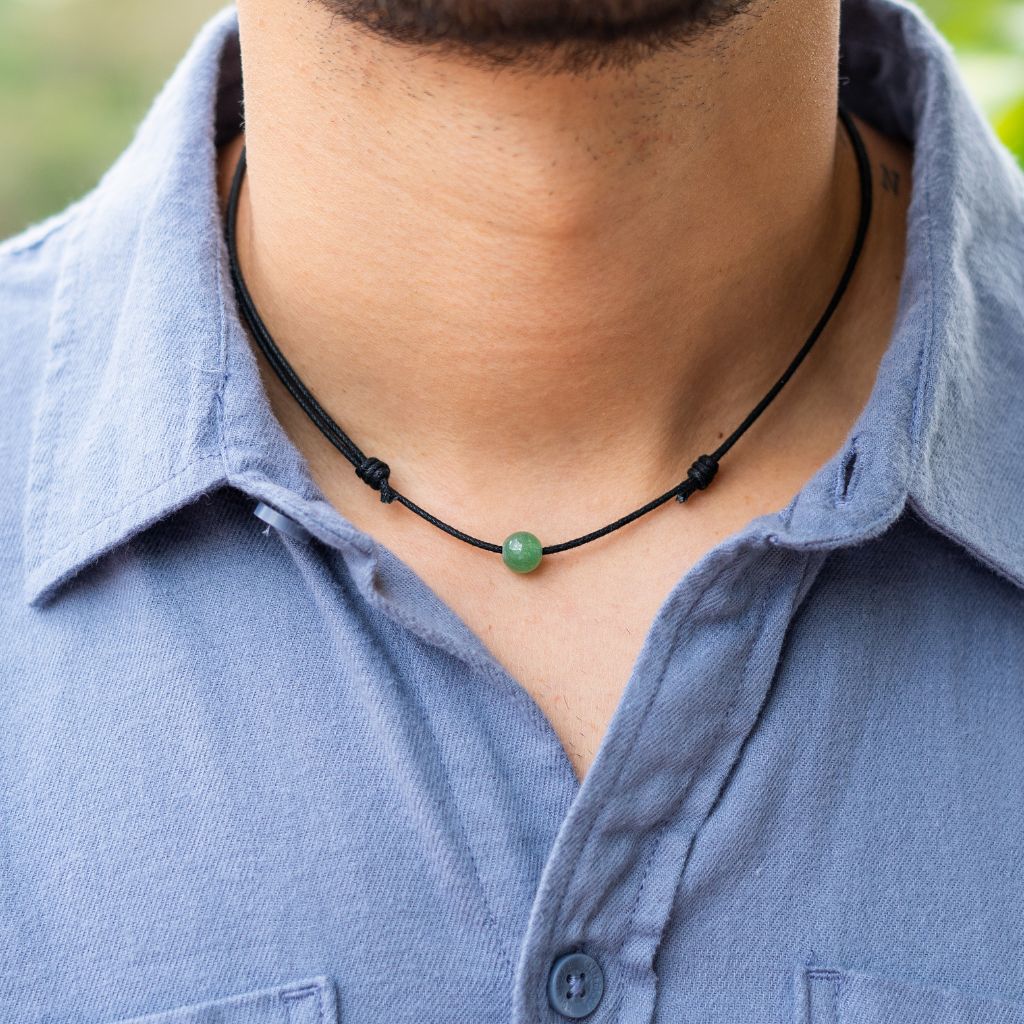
[547,951,604,1019]
[253,501,310,542]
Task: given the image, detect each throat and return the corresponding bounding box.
[220,0,851,506]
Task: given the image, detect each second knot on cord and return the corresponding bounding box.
[355,456,396,503]
[687,453,719,490]
[676,453,720,502]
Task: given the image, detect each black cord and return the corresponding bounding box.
[225,104,874,558]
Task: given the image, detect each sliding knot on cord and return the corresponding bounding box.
[356,456,396,503]
[675,454,719,502]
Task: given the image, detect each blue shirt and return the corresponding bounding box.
[3,2,1024,1023]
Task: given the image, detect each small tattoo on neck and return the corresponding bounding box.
[881,165,901,196]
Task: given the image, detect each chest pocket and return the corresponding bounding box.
[797,964,1024,1024]
[109,975,338,1024]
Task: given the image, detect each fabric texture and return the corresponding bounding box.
[1,1,1024,1022]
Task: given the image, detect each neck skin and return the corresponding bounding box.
[221,0,874,544]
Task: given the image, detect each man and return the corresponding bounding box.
[1,0,1023,1020]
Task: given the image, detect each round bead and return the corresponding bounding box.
[502,531,543,573]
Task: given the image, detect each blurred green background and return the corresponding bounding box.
[1,0,1023,238]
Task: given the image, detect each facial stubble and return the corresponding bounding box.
[314,0,756,74]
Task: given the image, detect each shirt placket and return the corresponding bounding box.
[508,541,826,1024]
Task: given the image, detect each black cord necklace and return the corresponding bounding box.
[226,104,873,574]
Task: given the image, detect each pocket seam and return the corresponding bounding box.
[797,962,1024,1024]
[801,966,844,1024]
[109,975,336,1024]
[280,981,327,1024]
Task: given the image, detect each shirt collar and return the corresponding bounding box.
[20,0,1024,607]
[836,0,1024,591]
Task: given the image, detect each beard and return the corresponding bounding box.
[315,0,757,74]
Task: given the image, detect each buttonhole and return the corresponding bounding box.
[836,440,859,505]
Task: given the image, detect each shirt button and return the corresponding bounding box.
[547,951,604,1019]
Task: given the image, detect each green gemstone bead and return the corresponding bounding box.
[502,531,543,573]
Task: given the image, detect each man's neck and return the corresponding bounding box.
[220,0,877,534]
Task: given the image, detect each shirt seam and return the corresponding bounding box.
[24,196,90,583]
[905,54,941,496]
[652,548,825,969]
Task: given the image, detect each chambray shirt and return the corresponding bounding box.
[3,1,1024,1023]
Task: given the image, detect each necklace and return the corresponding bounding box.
[225,104,873,574]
